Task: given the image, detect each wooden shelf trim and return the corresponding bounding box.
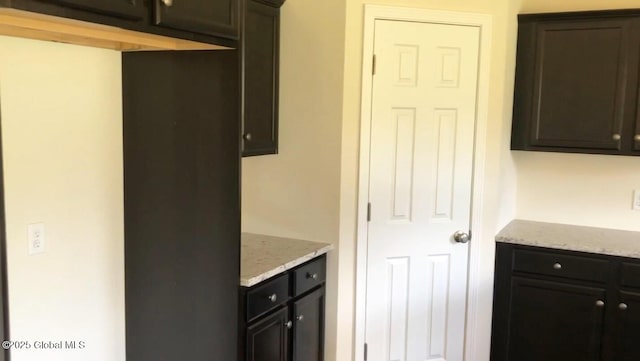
[0,8,228,51]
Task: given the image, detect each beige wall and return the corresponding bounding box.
[241,0,346,359]
[0,36,124,361]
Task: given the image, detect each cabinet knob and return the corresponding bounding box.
[612,134,621,141]
[267,294,277,303]
[596,300,605,307]
[243,133,252,141]
[285,321,293,329]
[161,0,173,6]
[635,134,640,142]
[553,263,562,270]
[619,303,628,311]
[296,315,304,322]
[306,272,318,280]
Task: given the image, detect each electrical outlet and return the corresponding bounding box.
[28,223,45,255]
[633,190,640,211]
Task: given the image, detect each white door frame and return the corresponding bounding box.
[354,5,492,361]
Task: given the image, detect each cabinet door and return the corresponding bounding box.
[246,307,289,361]
[292,287,324,361]
[505,278,606,361]
[43,0,145,19]
[512,18,635,152]
[241,0,280,156]
[154,0,239,39]
[614,291,640,361]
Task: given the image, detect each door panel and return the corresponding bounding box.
[507,278,606,361]
[530,19,632,150]
[365,19,480,361]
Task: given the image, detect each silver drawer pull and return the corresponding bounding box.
[285,321,292,329]
[296,315,304,322]
[619,303,628,311]
[161,0,173,6]
[267,293,277,303]
[635,134,640,142]
[306,272,318,280]
[613,134,621,141]
[553,263,562,270]
[596,300,605,307]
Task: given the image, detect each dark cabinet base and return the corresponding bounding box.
[492,243,640,361]
[239,256,326,361]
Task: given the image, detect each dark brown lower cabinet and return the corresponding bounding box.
[292,287,324,361]
[240,256,326,361]
[616,291,640,361]
[507,278,605,361]
[491,243,640,361]
[247,308,289,361]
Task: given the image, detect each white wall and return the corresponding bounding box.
[0,36,124,361]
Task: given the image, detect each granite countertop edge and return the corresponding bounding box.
[496,219,640,259]
[240,244,332,287]
[240,233,334,287]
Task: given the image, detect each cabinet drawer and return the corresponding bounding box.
[512,249,609,283]
[621,262,640,289]
[293,257,326,296]
[246,274,289,322]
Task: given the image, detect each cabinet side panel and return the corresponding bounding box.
[123,50,240,361]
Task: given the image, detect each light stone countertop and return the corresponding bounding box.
[241,233,333,287]
[496,219,640,258]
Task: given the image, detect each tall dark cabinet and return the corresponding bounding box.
[241,0,284,156]
[123,50,240,361]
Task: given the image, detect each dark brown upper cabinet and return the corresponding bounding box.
[511,10,640,156]
[154,0,239,39]
[43,0,145,19]
[0,0,238,50]
[241,0,284,157]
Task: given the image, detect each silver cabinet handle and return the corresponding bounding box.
[553,263,562,270]
[285,321,293,329]
[635,134,640,142]
[619,303,628,311]
[596,300,605,307]
[306,272,318,280]
[267,294,277,303]
[613,134,621,141]
[161,0,173,6]
[453,231,470,244]
[296,315,304,322]
[243,133,252,141]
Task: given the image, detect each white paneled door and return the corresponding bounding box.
[365,20,480,361]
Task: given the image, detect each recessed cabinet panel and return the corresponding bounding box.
[616,291,640,361]
[154,0,239,39]
[507,278,606,361]
[246,307,289,361]
[242,0,280,156]
[531,20,630,150]
[41,0,145,19]
[293,288,325,361]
